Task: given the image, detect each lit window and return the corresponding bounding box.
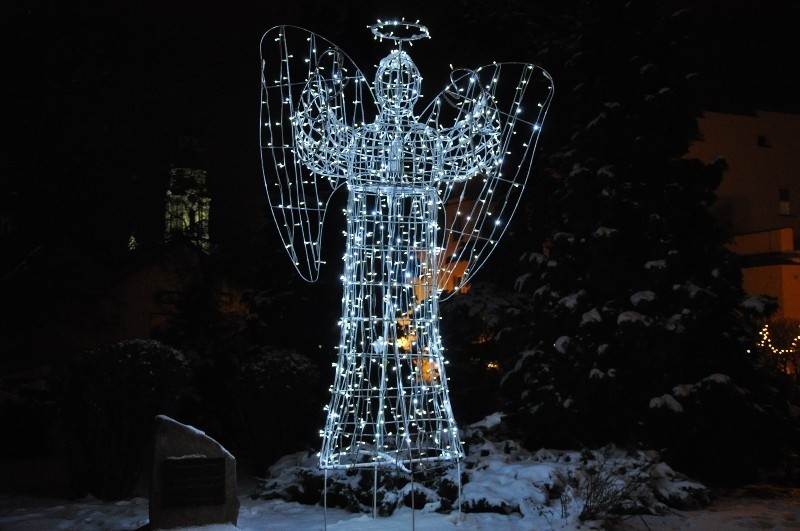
[779,188,790,215]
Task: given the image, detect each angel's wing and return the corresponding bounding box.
[419,63,553,299]
[260,25,373,281]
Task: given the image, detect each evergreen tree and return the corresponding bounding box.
[495,0,793,483]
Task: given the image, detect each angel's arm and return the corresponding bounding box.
[440,91,502,180]
[292,73,354,178]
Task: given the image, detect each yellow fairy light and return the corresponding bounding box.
[757,323,800,356]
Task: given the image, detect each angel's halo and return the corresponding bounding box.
[369,19,430,43]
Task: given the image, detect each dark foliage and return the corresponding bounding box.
[225,347,324,472]
[439,283,518,423]
[477,0,800,484]
[0,372,55,462]
[55,340,194,500]
[154,242,337,474]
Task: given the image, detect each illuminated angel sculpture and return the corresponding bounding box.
[260,20,552,472]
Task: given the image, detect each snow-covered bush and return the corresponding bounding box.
[642,372,796,484]
[253,415,709,526]
[255,450,460,516]
[56,339,194,500]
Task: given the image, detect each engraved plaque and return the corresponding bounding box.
[162,457,225,508]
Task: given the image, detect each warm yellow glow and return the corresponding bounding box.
[414,357,440,384]
[757,321,800,377]
[757,323,800,356]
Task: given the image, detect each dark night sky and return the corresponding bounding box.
[4,0,800,272]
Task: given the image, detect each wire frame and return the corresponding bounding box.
[260,20,553,471]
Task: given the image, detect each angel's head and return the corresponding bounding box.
[375,50,421,116]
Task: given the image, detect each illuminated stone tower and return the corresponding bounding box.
[164,167,211,253]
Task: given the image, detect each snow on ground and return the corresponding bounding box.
[612,486,800,530]
[1,488,800,530]
[0,493,576,530]
[2,413,797,530]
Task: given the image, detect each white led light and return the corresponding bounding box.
[260,20,552,473]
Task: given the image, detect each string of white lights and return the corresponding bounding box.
[260,19,553,473]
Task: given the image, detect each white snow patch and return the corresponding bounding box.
[644,260,666,270]
[554,336,571,353]
[587,112,606,129]
[649,394,684,413]
[469,412,505,430]
[156,415,235,460]
[742,296,766,312]
[640,63,657,75]
[505,350,538,382]
[594,226,617,237]
[589,368,605,380]
[581,308,602,325]
[597,165,615,177]
[528,252,546,264]
[683,283,713,299]
[703,373,731,385]
[514,272,531,292]
[558,293,579,309]
[570,164,588,177]
[671,374,732,398]
[630,290,655,306]
[664,313,684,332]
[617,311,651,326]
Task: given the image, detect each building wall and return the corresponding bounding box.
[689,111,800,320]
[741,263,800,320]
[687,110,800,245]
[731,227,794,255]
[778,265,800,320]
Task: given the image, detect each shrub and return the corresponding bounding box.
[57,339,193,499]
[224,347,324,472]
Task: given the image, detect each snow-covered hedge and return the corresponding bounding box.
[254,414,709,526]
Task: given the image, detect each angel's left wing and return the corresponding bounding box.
[419,63,553,299]
[260,25,373,282]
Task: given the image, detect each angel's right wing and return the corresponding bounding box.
[260,25,373,281]
[418,63,553,299]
